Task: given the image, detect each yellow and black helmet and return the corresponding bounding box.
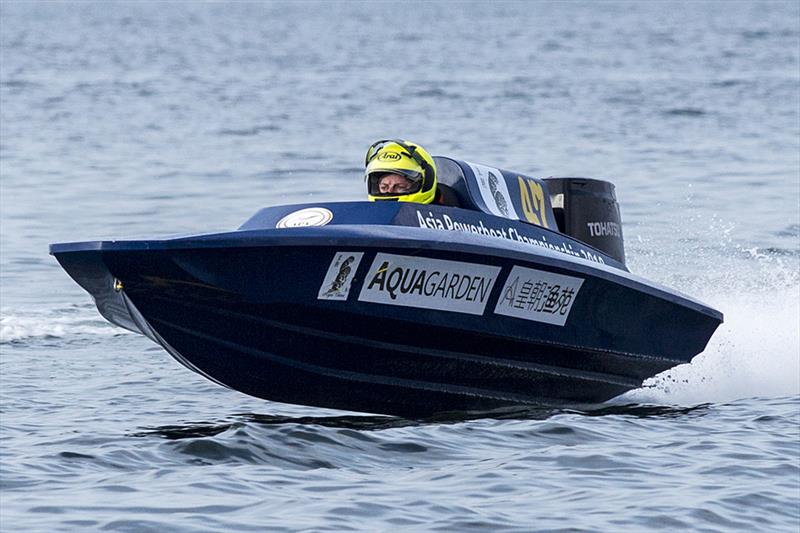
[365,139,437,204]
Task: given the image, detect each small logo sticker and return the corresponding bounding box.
[277,207,333,229]
[318,252,364,300]
[467,162,519,221]
[377,151,402,162]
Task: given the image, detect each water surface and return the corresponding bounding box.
[2,2,799,531]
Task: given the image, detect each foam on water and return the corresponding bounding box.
[623,286,800,405]
[622,206,800,406]
[0,304,128,344]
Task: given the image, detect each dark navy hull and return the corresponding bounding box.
[51,203,722,418]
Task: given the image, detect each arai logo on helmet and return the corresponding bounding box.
[276,207,333,228]
[377,151,402,162]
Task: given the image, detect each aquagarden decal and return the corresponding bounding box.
[358,253,501,315]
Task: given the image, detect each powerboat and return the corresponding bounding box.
[50,157,723,417]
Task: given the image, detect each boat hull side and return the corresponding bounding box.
[51,236,721,416]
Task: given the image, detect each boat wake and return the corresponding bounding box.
[0,304,130,344]
[621,235,800,406]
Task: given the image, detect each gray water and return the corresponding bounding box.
[1,1,799,531]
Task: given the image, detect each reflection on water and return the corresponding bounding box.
[135,403,711,441]
[132,414,407,439]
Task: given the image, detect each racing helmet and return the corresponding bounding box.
[365,139,437,204]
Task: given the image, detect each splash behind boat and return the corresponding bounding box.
[50,157,723,417]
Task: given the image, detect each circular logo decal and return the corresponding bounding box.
[276,207,333,229]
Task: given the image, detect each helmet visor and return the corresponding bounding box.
[367,171,423,197]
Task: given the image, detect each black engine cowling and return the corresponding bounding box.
[544,177,626,265]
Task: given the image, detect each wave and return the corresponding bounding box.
[0,305,130,344]
[663,107,708,117]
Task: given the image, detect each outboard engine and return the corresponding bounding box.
[544,178,626,265]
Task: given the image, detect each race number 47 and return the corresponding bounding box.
[518,177,549,228]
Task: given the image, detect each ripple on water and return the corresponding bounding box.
[662,107,708,117]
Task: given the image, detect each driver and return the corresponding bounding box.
[365,139,457,205]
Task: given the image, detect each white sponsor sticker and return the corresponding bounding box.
[318,252,364,300]
[467,162,519,220]
[494,266,583,326]
[358,253,501,315]
[277,207,333,228]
